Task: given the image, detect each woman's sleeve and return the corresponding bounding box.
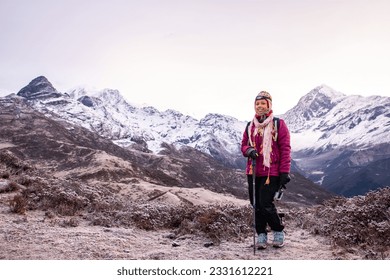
[278,119,291,173]
[241,125,251,157]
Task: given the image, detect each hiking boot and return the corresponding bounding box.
[272,231,284,248]
[257,233,267,249]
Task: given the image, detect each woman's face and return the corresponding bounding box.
[255,99,269,115]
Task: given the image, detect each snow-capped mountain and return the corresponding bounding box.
[284,85,389,151]
[282,85,390,196]
[7,77,390,196]
[13,76,247,169]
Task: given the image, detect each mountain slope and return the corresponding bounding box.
[10,76,390,197]
[0,95,332,205]
[282,85,390,196]
[284,85,390,149]
[15,76,246,169]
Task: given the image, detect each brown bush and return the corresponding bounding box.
[9,195,27,214]
[181,204,253,243]
[290,187,390,259]
[17,175,33,186]
[0,181,18,193]
[1,172,10,179]
[85,201,253,243]
[61,217,80,227]
[0,150,32,174]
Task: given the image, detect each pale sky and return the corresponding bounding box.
[1,0,389,121]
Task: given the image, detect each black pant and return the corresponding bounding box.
[247,175,284,234]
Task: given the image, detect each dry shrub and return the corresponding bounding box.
[61,217,79,227]
[0,181,18,193]
[129,203,190,230]
[118,203,252,242]
[17,175,33,186]
[1,171,10,179]
[91,215,113,227]
[0,150,32,174]
[20,179,92,216]
[177,204,253,243]
[290,187,390,259]
[8,181,19,191]
[0,150,21,168]
[87,201,253,243]
[9,194,27,214]
[40,189,88,216]
[56,201,82,216]
[89,203,190,230]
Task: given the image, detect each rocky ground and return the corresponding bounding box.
[0,187,363,260]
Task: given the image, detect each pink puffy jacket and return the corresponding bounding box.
[241,118,291,176]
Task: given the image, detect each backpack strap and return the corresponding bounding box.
[273,117,279,142]
[245,121,251,136]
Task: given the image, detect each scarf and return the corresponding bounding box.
[248,113,274,168]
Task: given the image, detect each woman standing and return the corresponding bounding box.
[241,91,291,249]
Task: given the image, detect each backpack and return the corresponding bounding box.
[245,117,280,142]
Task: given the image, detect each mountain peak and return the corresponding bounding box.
[17,76,62,100]
[312,84,346,99]
[97,88,123,103]
[301,84,345,103]
[289,85,346,121]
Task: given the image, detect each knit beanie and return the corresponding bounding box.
[255,91,272,110]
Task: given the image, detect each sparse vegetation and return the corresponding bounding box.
[289,187,390,259]
[60,217,80,227]
[9,194,27,214]
[1,137,389,259]
[15,170,388,259]
[16,175,33,187]
[0,181,18,193]
[0,150,32,174]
